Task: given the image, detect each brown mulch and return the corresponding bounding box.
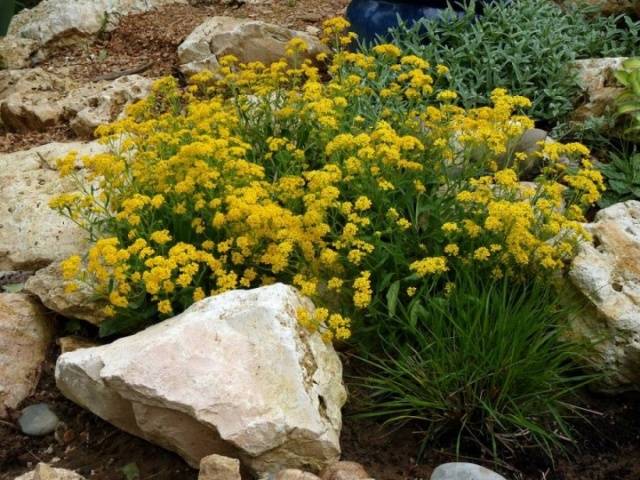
[39,1,349,83]
[0,127,76,154]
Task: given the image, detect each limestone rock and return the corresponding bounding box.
[572,57,626,122]
[569,200,640,391]
[0,68,75,131]
[276,470,321,480]
[0,35,38,70]
[0,68,152,135]
[8,0,188,49]
[0,141,104,271]
[431,463,506,480]
[25,262,105,325]
[0,293,52,417]
[14,463,86,480]
[199,454,241,480]
[178,17,327,76]
[320,462,370,480]
[66,75,153,137]
[55,284,346,475]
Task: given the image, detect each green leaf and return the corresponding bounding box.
[387,280,401,316]
[121,463,140,480]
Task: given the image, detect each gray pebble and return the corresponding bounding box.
[18,403,60,436]
[431,462,507,480]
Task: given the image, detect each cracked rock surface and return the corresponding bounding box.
[55,284,346,475]
[569,201,640,392]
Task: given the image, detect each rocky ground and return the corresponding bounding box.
[3,0,640,479]
[0,0,348,154]
[4,341,640,480]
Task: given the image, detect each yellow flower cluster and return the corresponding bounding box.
[50,17,603,338]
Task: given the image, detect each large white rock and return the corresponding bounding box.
[55,284,346,475]
[0,68,152,135]
[0,141,104,270]
[569,200,640,391]
[8,0,187,49]
[0,293,52,418]
[178,17,326,76]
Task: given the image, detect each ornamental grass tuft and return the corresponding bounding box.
[354,274,592,459]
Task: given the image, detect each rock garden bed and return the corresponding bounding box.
[2,0,640,479]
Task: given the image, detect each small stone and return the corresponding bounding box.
[514,128,548,154]
[320,462,370,480]
[57,336,98,354]
[275,470,321,480]
[305,26,320,36]
[14,462,86,480]
[18,403,60,436]
[299,13,322,22]
[198,454,241,480]
[568,200,640,391]
[431,463,506,480]
[25,261,105,325]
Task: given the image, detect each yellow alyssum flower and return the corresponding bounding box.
[353,271,372,308]
[410,257,448,277]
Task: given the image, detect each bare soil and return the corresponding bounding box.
[39,1,349,82]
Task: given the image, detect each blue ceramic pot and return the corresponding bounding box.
[346,0,464,43]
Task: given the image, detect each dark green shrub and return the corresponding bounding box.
[356,275,592,458]
[599,147,640,207]
[386,0,640,124]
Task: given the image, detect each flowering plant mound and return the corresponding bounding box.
[52,18,604,338]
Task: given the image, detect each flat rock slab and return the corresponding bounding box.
[0,141,104,271]
[0,68,152,136]
[55,284,346,476]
